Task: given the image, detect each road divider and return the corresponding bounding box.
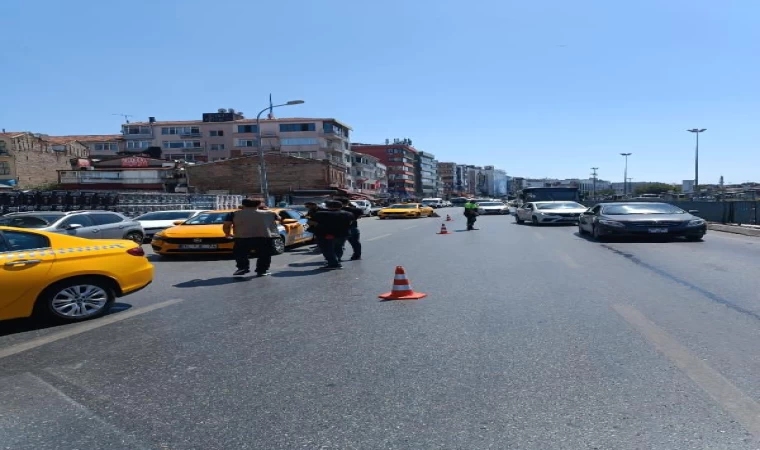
[0,299,184,360]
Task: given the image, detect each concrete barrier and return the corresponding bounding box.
[708,223,760,237]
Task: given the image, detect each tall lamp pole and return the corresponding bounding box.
[591,167,598,200]
[687,128,706,197]
[620,153,632,197]
[256,99,305,204]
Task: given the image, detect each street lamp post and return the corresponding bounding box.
[256,99,305,204]
[687,128,706,197]
[620,153,632,197]
[591,167,598,200]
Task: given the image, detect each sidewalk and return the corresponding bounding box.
[708,222,760,237]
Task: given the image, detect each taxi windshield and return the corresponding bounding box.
[183,212,229,225]
[388,204,418,209]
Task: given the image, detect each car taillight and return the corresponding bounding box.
[127,247,145,257]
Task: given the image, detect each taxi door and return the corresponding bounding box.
[0,230,56,320]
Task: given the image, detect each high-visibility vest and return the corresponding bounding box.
[464,202,478,209]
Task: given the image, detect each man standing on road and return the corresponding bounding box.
[338,197,363,261]
[304,202,323,253]
[464,198,480,231]
[223,198,280,277]
[308,200,354,270]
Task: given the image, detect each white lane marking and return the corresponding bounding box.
[0,299,184,360]
[613,303,760,439]
[23,373,151,450]
[366,233,392,241]
[557,251,581,269]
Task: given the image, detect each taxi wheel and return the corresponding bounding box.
[273,236,286,255]
[124,231,144,244]
[36,277,115,323]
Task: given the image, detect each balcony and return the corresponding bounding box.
[320,130,345,141]
[180,132,202,138]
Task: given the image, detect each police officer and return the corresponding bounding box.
[463,198,479,231]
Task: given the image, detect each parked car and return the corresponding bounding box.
[352,200,372,216]
[515,201,587,225]
[0,211,145,243]
[370,205,384,216]
[421,198,444,209]
[0,226,153,322]
[578,202,706,241]
[134,210,205,240]
[477,201,510,215]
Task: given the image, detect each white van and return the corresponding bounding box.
[421,198,444,209]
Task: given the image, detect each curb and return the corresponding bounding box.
[708,223,760,237]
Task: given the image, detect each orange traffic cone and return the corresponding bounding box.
[437,223,450,234]
[379,266,427,300]
[446,214,453,222]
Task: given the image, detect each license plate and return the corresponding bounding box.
[648,228,668,234]
[179,244,218,249]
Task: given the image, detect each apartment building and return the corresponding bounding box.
[59,156,181,191]
[415,151,438,198]
[351,140,417,199]
[351,152,388,198]
[51,135,127,157]
[0,132,87,189]
[454,165,469,196]
[119,111,355,191]
[482,166,508,197]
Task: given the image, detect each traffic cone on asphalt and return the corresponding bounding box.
[437,223,450,235]
[379,266,427,300]
[446,214,453,222]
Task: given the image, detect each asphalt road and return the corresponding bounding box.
[3,209,760,449]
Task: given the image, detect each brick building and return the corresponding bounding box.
[438,162,457,198]
[185,153,349,198]
[350,141,417,199]
[0,132,88,189]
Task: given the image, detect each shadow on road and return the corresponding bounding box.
[288,261,325,267]
[174,277,255,288]
[272,269,326,277]
[147,254,234,263]
[0,303,133,337]
[573,231,700,244]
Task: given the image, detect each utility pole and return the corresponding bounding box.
[620,153,632,197]
[591,167,598,200]
[687,128,706,198]
[112,113,134,124]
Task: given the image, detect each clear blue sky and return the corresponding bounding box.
[1,0,758,185]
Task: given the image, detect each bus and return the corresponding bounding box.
[519,187,580,203]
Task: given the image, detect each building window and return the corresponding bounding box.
[209,130,224,137]
[162,140,202,149]
[0,142,6,153]
[0,161,10,175]
[92,142,119,152]
[126,140,151,150]
[210,144,225,151]
[279,123,315,132]
[236,139,256,147]
[123,125,151,135]
[281,138,318,146]
[237,125,258,133]
[161,126,201,135]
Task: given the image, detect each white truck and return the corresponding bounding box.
[421,198,444,209]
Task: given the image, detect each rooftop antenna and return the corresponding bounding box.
[112,113,134,124]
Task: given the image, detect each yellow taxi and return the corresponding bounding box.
[150,208,314,256]
[0,226,153,323]
[378,203,435,219]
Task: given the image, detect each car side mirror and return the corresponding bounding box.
[688,210,699,214]
[64,224,83,230]
[281,219,297,224]
[173,220,185,225]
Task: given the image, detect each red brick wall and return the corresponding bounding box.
[7,135,86,188]
[186,154,342,195]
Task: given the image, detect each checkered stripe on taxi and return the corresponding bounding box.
[1,243,127,260]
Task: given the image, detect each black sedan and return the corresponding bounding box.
[578,202,707,241]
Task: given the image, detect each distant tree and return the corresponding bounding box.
[634,183,680,195]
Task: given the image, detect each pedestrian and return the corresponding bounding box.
[463,198,480,231]
[338,197,363,260]
[304,202,323,253]
[222,198,280,277]
[308,200,354,270]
